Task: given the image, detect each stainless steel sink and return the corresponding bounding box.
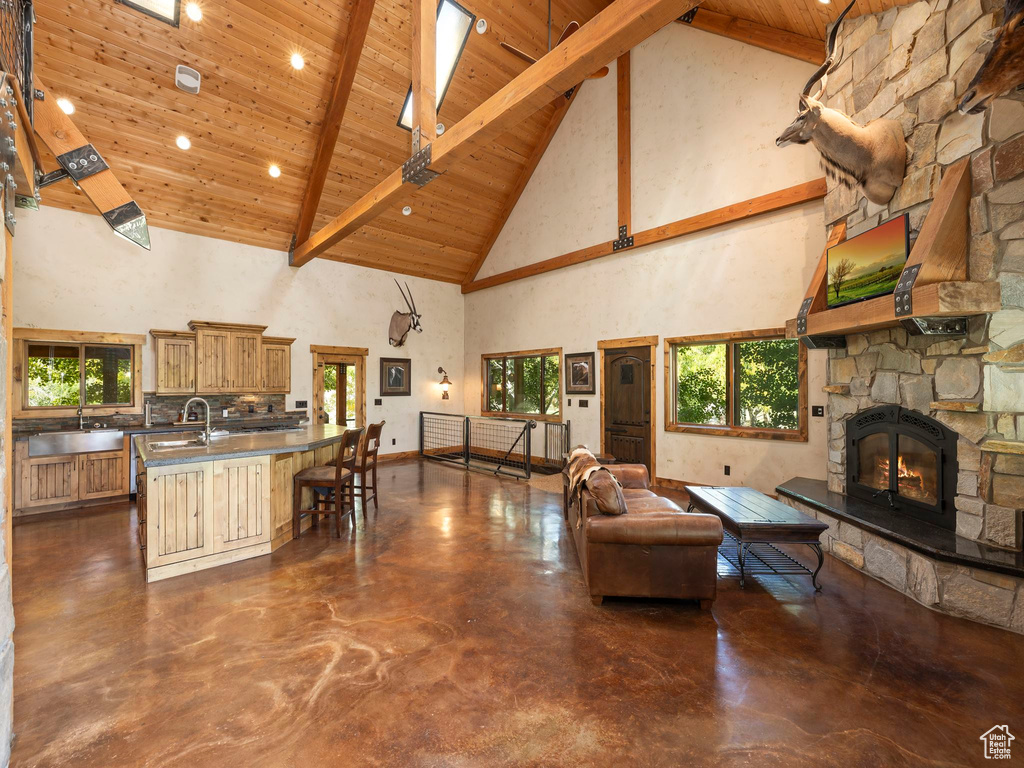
[147,438,205,451]
[29,429,125,457]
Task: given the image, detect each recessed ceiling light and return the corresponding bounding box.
[402,206,412,216]
[185,2,202,20]
[290,53,305,70]
[475,18,487,34]
[176,135,191,150]
[817,0,830,4]
[268,164,281,178]
[56,97,75,115]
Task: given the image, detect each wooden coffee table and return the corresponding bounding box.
[687,486,828,590]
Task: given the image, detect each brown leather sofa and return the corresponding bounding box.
[563,463,723,607]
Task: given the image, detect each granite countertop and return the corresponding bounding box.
[14,414,308,440]
[137,424,350,467]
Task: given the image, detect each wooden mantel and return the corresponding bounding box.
[786,158,1000,341]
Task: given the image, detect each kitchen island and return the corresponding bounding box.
[136,424,351,582]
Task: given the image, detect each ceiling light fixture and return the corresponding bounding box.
[817,0,830,4]
[436,122,445,135]
[56,97,75,115]
[290,53,305,70]
[268,164,281,178]
[185,2,202,20]
[176,135,191,150]
[402,206,412,216]
[475,18,487,34]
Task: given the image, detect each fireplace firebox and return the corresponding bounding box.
[846,406,958,530]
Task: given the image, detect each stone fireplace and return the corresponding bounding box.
[777,0,1024,633]
[846,406,958,529]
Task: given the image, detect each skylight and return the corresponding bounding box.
[398,0,475,132]
[116,0,180,26]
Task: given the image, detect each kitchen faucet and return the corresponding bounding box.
[183,397,213,444]
[77,406,85,430]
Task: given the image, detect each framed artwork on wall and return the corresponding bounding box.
[380,357,412,396]
[565,352,596,394]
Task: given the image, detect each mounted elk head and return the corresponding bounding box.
[776,0,907,205]
[958,0,1024,114]
[388,279,422,347]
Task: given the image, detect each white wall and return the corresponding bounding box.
[14,206,465,455]
[464,25,830,493]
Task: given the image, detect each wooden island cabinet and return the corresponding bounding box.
[150,321,294,395]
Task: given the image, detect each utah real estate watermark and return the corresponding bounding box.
[980,726,1015,760]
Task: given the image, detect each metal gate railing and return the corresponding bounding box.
[420,411,536,479]
[544,420,571,467]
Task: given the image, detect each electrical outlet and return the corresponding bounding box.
[724,465,731,476]
[374,398,383,406]
[568,398,572,406]
[295,400,308,409]
[248,405,255,414]
[392,438,396,446]
[579,399,589,408]
[812,405,824,417]
[268,404,274,413]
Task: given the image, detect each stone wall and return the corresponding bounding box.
[822,0,1024,550]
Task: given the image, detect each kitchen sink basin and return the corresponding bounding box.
[147,438,205,450]
[29,429,125,457]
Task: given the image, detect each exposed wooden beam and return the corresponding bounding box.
[461,178,827,293]
[677,9,824,65]
[294,0,377,246]
[291,0,698,268]
[33,78,150,249]
[462,88,581,284]
[616,51,631,233]
[412,0,436,151]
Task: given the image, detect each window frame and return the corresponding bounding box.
[114,0,181,27]
[481,347,562,422]
[14,329,145,418]
[664,328,807,442]
[396,0,476,132]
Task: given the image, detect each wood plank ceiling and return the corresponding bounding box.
[32,0,912,282]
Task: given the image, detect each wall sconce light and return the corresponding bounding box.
[438,367,451,400]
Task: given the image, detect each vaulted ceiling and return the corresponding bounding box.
[33,0,912,282]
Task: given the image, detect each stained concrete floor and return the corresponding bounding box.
[10,459,1024,767]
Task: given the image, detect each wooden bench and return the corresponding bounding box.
[686,486,828,590]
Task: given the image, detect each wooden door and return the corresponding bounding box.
[79,449,127,500]
[155,335,195,394]
[262,343,291,393]
[146,462,214,567]
[212,456,270,552]
[313,352,364,427]
[230,331,262,392]
[21,454,78,508]
[195,328,231,393]
[603,346,652,472]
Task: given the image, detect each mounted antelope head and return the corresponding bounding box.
[959,0,1024,114]
[388,279,422,347]
[776,0,907,205]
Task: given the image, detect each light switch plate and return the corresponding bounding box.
[812,405,824,417]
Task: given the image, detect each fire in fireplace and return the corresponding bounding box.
[846,406,958,529]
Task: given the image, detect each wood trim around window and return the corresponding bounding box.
[663,327,807,442]
[480,347,562,422]
[13,328,145,418]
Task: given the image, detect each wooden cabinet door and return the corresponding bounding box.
[195,329,231,393]
[212,456,270,553]
[230,331,262,393]
[136,467,147,552]
[155,335,196,394]
[262,343,291,393]
[21,454,78,508]
[146,462,215,567]
[79,450,128,500]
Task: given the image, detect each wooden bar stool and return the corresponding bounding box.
[353,421,384,512]
[292,427,363,539]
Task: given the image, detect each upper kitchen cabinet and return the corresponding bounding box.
[189,322,268,395]
[262,337,295,393]
[151,331,196,394]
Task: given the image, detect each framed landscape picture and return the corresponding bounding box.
[565,352,595,394]
[380,357,411,396]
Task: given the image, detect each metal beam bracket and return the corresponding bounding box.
[56,144,109,182]
[894,263,921,317]
[678,8,698,23]
[402,144,438,187]
[612,225,633,251]
[801,335,847,350]
[796,296,814,335]
[37,167,70,188]
[900,317,968,336]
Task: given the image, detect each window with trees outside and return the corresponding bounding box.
[482,349,561,420]
[666,329,806,441]
[15,330,144,416]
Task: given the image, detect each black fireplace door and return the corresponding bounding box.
[846,406,958,530]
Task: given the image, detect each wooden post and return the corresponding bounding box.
[412,0,436,152]
[617,51,631,234]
